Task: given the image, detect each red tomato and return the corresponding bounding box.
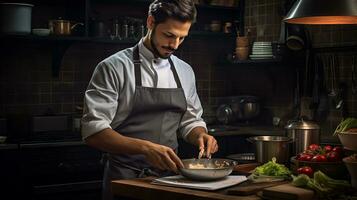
[324,145,333,153]
[303,150,315,156]
[311,154,327,162]
[308,144,320,151]
[327,151,341,162]
[297,166,314,177]
[298,154,313,161]
[332,146,343,155]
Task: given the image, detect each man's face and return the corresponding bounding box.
[148,17,191,59]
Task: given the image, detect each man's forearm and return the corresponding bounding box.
[186,126,208,146]
[84,128,152,155]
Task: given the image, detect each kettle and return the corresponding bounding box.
[216,95,260,124]
[285,118,320,156]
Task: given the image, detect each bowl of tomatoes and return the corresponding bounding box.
[290,144,348,179]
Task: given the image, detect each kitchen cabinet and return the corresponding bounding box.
[0,142,104,200]
[0,0,245,77]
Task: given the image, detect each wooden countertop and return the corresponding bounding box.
[112,177,261,200]
[112,163,261,200]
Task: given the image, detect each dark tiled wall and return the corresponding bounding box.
[244,0,357,141]
[1,0,356,142]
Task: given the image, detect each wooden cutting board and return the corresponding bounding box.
[226,180,289,195]
[261,183,315,200]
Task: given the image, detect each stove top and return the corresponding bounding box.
[207,125,239,133]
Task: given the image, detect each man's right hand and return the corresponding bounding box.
[143,142,184,173]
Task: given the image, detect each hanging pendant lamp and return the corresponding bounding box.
[284,0,357,24]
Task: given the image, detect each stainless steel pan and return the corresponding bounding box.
[179,158,237,181]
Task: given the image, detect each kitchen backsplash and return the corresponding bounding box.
[0,0,356,142]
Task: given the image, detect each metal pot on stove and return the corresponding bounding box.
[285,119,320,156]
[216,96,260,124]
[49,19,83,35]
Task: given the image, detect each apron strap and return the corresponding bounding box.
[133,44,142,87]
[133,44,183,88]
[168,58,182,89]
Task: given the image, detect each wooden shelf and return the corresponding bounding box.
[189,31,236,38]
[196,3,239,11]
[0,31,236,43]
[1,0,245,78]
[218,57,284,66]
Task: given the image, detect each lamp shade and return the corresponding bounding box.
[284,0,357,24]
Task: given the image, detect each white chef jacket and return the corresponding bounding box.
[81,39,207,141]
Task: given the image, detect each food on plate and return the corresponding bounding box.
[296,144,343,162]
[187,160,230,169]
[248,157,291,183]
[308,144,320,151]
[346,154,357,161]
[292,171,352,199]
[311,154,327,162]
[326,151,341,162]
[251,157,291,178]
[323,145,333,152]
[297,153,313,161]
[297,166,314,177]
[334,118,357,135]
[188,163,206,169]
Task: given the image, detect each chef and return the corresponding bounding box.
[81,0,218,199]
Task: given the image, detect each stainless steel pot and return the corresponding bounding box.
[49,19,83,35]
[0,3,34,35]
[235,96,260,120]
[285,119,320,156]
[247,136,292,164]
[216,96,260,124]
[179,158,237,181]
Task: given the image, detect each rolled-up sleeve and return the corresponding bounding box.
[81,61,120,139]
[179,75,207,141]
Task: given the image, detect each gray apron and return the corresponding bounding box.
[102,45,187,200]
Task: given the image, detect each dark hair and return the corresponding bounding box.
[148,0,197,24]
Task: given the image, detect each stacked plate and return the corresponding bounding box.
[250,42,273,60]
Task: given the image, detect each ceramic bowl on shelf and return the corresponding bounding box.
[32,28,50,36]
[0,136,7,144]
[337,131,357,151]
[343,155,357,188]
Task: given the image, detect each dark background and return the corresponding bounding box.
[0,0,357,199]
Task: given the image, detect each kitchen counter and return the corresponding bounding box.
[19,140,85,148]
[112,177,261,200]
[112,163,261,200]
[0,143,18,150]
[208,126,284,137]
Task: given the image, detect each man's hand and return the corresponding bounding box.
[196,133,218,158]
[143,142,184,173]
[187,127,218,158]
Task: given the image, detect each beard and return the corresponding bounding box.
[150,25,176,59]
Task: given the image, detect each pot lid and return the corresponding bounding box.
[285,119,320,130]
[0,3,34,7]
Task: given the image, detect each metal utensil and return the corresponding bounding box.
[198,148,210,159]
[179,158,237,181]
[328,54,337,97]
[352,56,357,94]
